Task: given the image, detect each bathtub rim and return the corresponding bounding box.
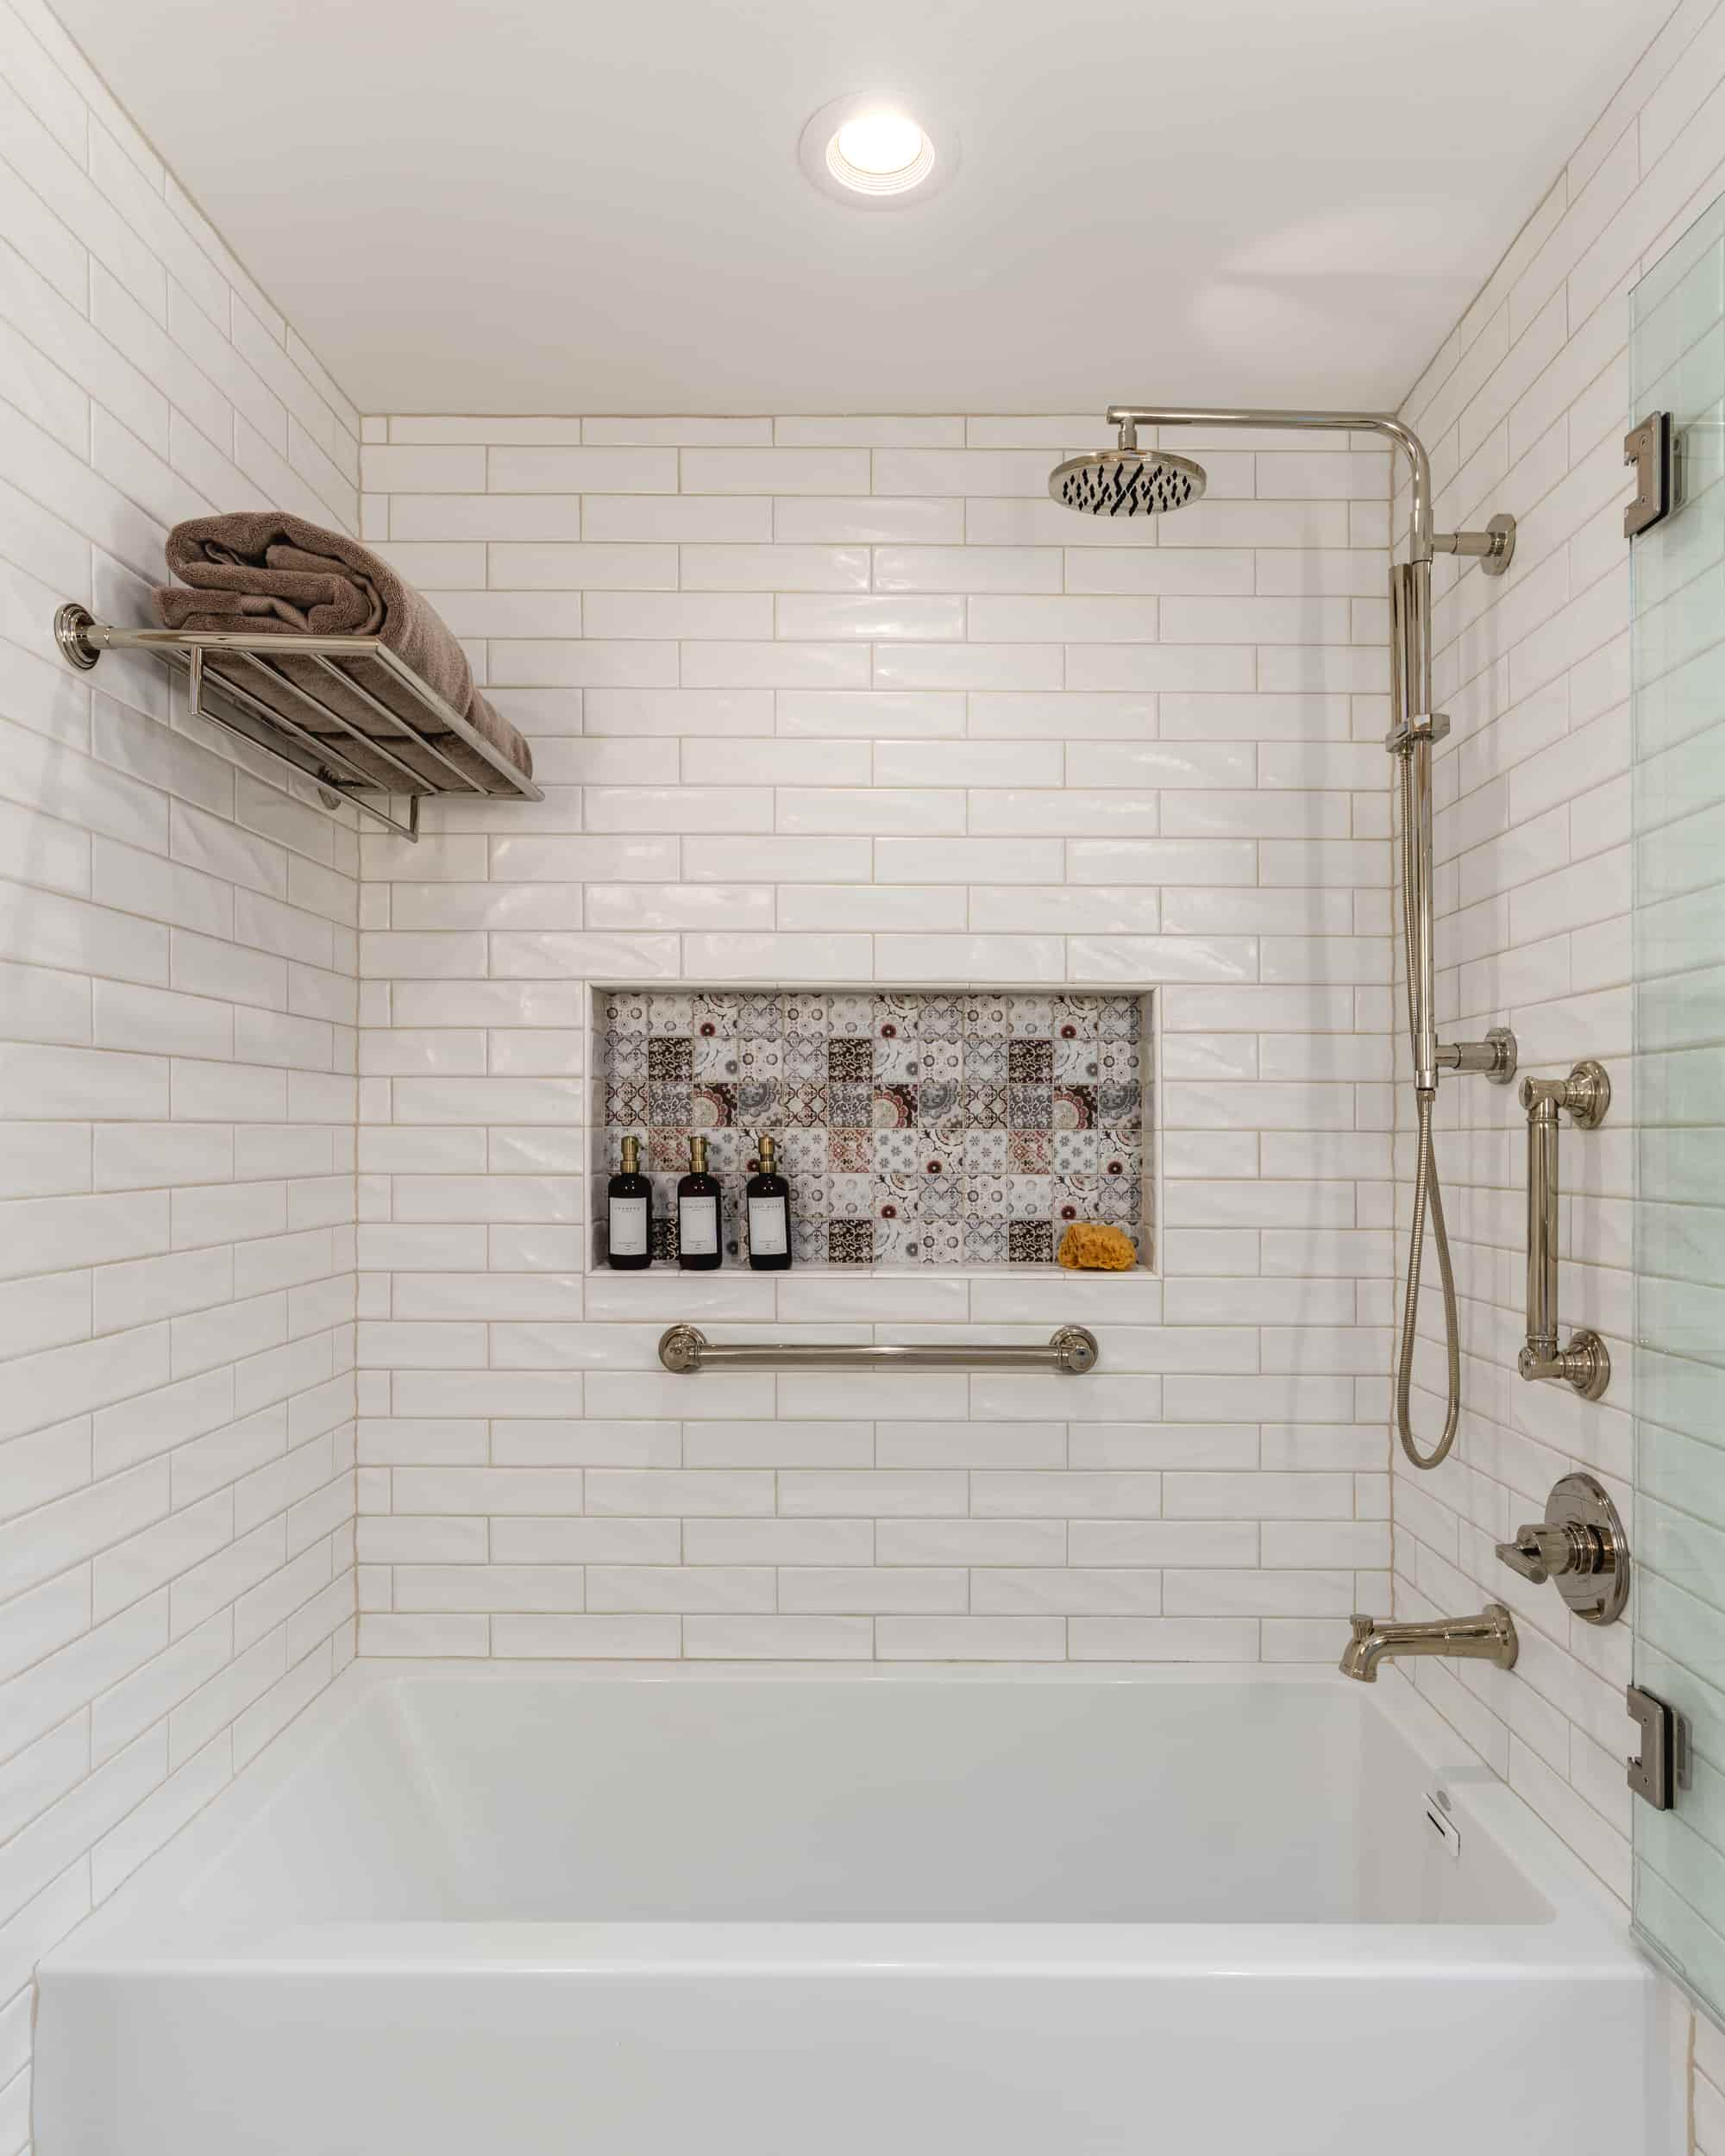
[39,1658,1646,1984]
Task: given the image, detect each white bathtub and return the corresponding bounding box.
[35,1662,1664,2155]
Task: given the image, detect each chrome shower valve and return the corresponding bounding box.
[1494,1473,1629,1626]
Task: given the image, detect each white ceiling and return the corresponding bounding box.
[56,0,1669,416]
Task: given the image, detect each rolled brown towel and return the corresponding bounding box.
[154,512,532,793]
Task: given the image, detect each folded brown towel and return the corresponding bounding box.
[154,512,532,793]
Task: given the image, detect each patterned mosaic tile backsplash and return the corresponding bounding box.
[599,989,1149,1268]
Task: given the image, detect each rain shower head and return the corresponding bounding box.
[1048,418,1205,517]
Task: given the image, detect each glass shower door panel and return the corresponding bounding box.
[1631,188,1725,2017]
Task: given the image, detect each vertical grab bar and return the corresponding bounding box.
[1517,1060,1611,1400]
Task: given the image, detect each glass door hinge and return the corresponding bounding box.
[1628,1683,1688,1810]
[1624,412,1674,537]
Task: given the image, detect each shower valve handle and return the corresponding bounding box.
[1494,1520,1591,1585]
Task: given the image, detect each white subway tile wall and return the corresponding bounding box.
[355,412,1397,1670]
[0,0,1720,2147]
[1389,0,1725,1934]
[0,4,360,2144]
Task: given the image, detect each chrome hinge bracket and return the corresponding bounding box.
[1627,1683,1688,1810]
[1624,411,1673,538]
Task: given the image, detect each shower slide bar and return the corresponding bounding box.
[52,605,544,841]
[658,1324,1101,1375]
[1518,1060,1611,1400]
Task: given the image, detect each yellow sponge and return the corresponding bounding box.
[1057,1221,1136,1271]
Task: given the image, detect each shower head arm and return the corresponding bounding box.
[1104,405,1435,565]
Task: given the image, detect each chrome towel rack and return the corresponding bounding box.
[658,1324,1101,1375]
[53,605,543,842]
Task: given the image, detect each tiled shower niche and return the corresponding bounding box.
[594,988,1151,1269]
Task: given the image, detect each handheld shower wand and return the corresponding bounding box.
[1052,406,1516,1468]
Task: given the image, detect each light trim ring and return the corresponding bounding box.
[799,94,958,210]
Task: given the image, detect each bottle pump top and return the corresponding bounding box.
[688,1134,708,1172]
[620,1134,640,1172]
[757,1134,775,1169]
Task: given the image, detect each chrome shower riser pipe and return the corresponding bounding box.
[1075,405,1517,1471]
[1391,561,1439,1094]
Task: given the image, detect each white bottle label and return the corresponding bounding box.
[609,1194,648,1257]
[679,1194,718,1256]
[748,1195,788,1256]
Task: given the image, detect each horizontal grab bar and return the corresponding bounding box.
[657,1323,1101,1376]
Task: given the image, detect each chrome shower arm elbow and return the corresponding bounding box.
[1103,404,1435,563]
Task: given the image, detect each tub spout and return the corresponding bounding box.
[1339,1605,1517,1683]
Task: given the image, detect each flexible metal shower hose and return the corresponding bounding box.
[1396,756,1461,1470]
[1396,1087,1461,1467]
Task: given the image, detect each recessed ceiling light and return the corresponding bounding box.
[799,95,957,210]
[830,114,932,194]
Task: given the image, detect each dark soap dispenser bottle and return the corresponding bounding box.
[745,1132,791,1271]
[677,1133,721,1272]
[605,1132,650,1271]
